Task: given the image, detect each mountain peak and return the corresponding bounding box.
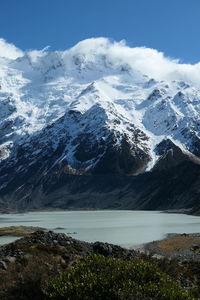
[0,38,200,210]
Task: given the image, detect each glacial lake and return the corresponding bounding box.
[0,210,200,248]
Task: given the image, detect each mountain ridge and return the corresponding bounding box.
[0,37,200,212]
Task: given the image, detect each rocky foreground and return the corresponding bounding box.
[0,230,200,299]
[0,230,136,270]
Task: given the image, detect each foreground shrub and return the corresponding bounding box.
[44,254,193,300]
[0,254,59,300]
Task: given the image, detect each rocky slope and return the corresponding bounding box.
[0,230,136,300]
[0,38,200,211]
[1,230,198,300]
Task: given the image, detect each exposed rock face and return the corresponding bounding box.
[0,38,200,211]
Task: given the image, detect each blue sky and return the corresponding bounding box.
[0,0,199,63]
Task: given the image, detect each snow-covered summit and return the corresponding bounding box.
[0,37,200,178]
[1,37,200,210]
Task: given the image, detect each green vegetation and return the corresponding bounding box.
[1,230,200,300]
[44,254,193,300]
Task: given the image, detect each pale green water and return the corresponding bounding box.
[0,210,200,248]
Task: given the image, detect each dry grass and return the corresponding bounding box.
[156,235,200,252]
[0,226,45,237]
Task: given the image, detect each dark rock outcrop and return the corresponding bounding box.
[0,230,136,269]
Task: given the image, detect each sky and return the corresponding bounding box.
[0,0,199,63]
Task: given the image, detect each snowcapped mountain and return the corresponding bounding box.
[0,37,200,211]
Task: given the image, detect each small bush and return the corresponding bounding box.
[0,255,59,300]
[44,254,193,300]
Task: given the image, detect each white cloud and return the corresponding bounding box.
[2,36,200,86]
[63,37,200,86]
[0,38,23,59]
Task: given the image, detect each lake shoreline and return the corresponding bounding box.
[1,227,200,261]
[0,207,193,214]
[1,210,200,248]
